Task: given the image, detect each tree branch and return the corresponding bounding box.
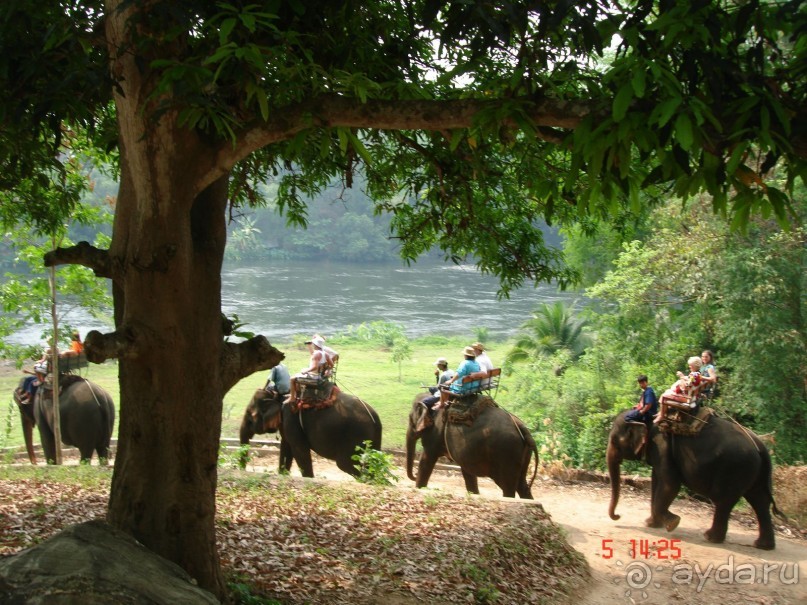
[83,328,138,363]
[220,336,285,395]
[43,241,114,279]
[202,95,600,191]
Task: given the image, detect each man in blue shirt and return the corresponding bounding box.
[435,346,482,408]
[265,363,291,397]
[626,375,658,426]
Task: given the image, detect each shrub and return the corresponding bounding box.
[352,440,399,486]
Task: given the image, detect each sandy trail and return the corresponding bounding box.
[287,452,807,605]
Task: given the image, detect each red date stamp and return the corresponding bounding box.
[601,538,683,560]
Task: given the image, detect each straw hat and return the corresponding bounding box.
[434,357,448,366]
[463,346,477,357]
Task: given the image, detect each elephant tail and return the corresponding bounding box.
[759,440,788,522]
[527,437,539,490]
[510,413,539,489]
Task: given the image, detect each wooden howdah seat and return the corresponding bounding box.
[46,352,89,375]
[295,372,336,406]
[456,367,501,399]
[659,375,708,424]
[658,405,713,436]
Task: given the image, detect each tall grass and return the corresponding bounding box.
[1,335,517,451]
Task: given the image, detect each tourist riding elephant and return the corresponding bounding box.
[405,392,538,499]
[607,409,783,549]
[14,376,115,465]
[240,388,383,478]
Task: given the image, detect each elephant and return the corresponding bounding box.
[607,409,783,549]
[405,392,538,498]
[14,375,115,464]
[240,387,383,478]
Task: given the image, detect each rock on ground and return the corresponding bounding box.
[0,520,219,604]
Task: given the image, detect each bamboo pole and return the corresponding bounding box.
[49,255,63,465]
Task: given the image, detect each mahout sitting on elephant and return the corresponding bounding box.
[240,384,382,478]
[13,374,115,465]
[406,392,537,499]
[607,408,784,550]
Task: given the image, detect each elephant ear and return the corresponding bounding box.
[625,421,646,456]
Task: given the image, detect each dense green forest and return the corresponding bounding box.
[504,191,807,466]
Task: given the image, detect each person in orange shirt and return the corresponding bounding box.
[61,332,84,357]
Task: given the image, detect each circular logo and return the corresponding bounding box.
[625,561,653,589]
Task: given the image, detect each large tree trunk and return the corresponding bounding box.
[35,6,287,599]
[103,123,232,595]
[106,175,229,596]
[101,7,230,595]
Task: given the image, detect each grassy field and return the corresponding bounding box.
[1,336,517,451]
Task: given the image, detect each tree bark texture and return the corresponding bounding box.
[102,5,231,596]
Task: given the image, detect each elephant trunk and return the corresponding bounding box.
[22,415,37,465]
[405,426,418,481]
[607,441,622,520]
[239,412,256,445]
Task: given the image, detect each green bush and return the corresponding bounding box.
[352,440,399,486]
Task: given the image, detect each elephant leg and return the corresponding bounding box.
[649,471,682,532]
[336,454,360,478]
[278,440,294,474]
[38,423,57,465]
[704,499,735,544]
[77,445,95,464]
[743,488,776,550]
[461,471,479,495]
[644,471,665,528]
[416,452,438,488]
[490,474,518,498]
[293,447,314,478]
[97,445,111,466]
[516,477,534,500]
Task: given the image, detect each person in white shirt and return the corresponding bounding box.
[312,334,339,376]
[284,337,329,403]
[472,342,493,388]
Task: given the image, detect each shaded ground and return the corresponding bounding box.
[0,456,586,605]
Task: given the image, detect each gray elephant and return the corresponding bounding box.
[240,387,383,478]
[14,375,115,464]
[607,409,783,549]
[405,392,538,498]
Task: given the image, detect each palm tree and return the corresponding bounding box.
[505,302,592,373]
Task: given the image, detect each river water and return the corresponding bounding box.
[221,259,584,340]
[9,259,585,345]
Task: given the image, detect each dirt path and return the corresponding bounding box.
[16,438,807,604]
[272,453,807,605]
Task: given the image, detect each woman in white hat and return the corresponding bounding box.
[312,334,339,377]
